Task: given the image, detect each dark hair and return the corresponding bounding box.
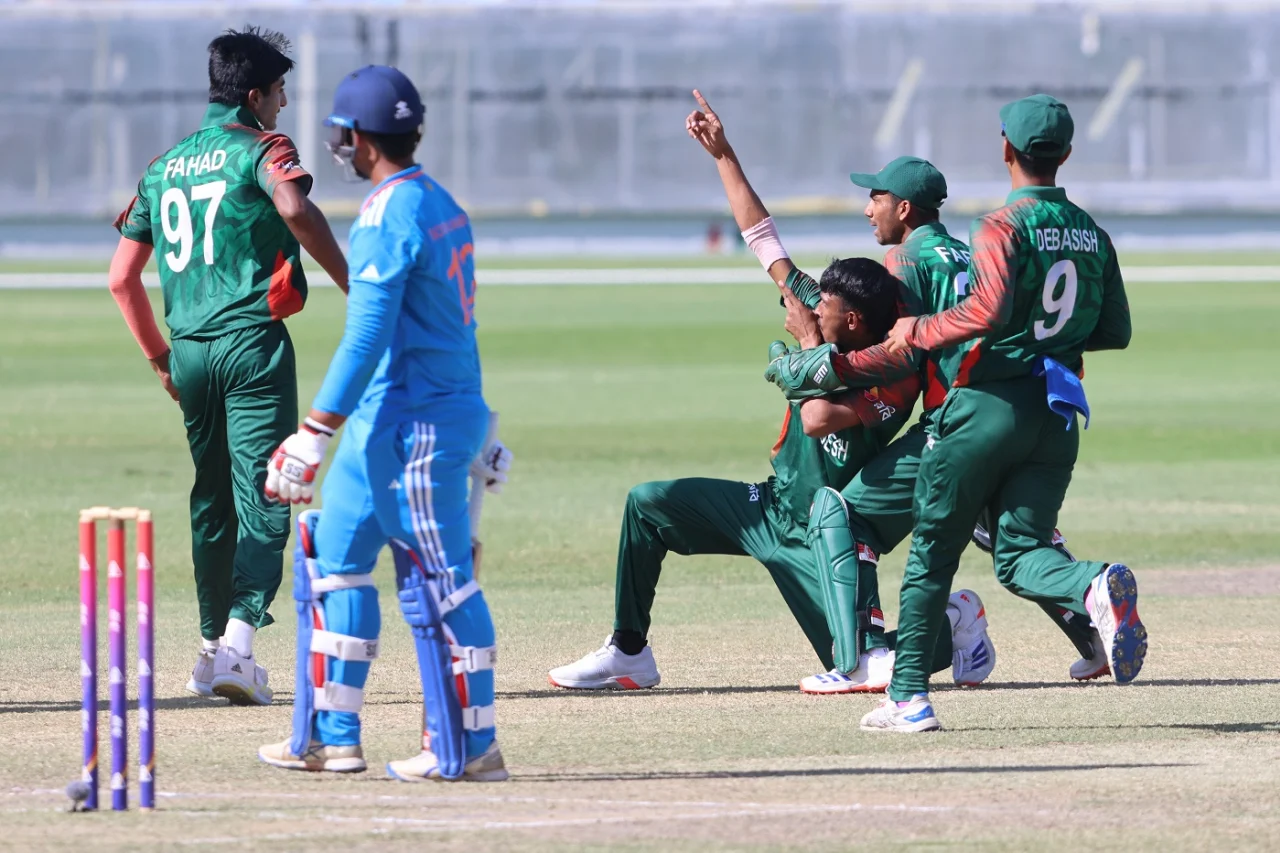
[1003,133,1062,180]
[887,193,940,224]
[208,26,294,107]
[818,257,901,340]
[1012,147,1061,180]
[362,130,422,162]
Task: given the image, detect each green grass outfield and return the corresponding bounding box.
[1,271,1278,850]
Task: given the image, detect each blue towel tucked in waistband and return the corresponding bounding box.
[1034,356,1090,431]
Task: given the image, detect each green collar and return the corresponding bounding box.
[201,102,263,131]
[904,221,949,243]
[1006,185,1067,204]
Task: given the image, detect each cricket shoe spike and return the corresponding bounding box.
[800,648,894,694]
[258,739,366,773]
[547,636,660,690]
[211,646,273,706]
[1069,628,1111,681]
[387,741,510,783]
[1087,564,1147,684]
[860,694,941,733]
[948,589,996,686]
[185,649,217,699]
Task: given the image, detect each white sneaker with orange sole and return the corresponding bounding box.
[548,637,660,690]
[800,648,894,694]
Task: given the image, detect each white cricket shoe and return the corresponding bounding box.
[185,649,216,698]
[258,739,366,773]
[1087,564,1147,684]
[211,646,273,706]
[1069,628,1110,681]
[860,694,941,733]
[948,589,996,686]
[548,637,661,690]
[800,648,894,694]
[386,741,510,783]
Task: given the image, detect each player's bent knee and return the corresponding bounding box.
[626,480,673,517]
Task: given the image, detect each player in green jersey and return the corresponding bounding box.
[545,92,979,691]
[789,159,1105,695]
[107,27,349,706]
[857,94,1143,732]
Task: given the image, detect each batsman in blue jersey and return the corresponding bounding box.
[258,66,512,782]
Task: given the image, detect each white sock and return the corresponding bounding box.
[224,618,255,658]
[868,647,892,660]
[201,638,219,655]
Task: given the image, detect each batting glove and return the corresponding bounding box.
[265,418,335,504]
[471,439,513,494]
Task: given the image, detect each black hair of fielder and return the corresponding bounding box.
[208,26,294,107]
[818,257,901,341]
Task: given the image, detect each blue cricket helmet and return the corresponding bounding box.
[324,65,424,134]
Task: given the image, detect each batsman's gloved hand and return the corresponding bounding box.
[764,342,849,400]
[265,418,334,504]
[471,439,513,494]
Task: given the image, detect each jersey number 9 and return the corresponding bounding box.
[1033,259,1078,341]
[160,180,227,273]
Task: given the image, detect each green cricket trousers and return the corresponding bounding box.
[889,376,1106,701]
[170,321,297,641]
[613,477,955,674]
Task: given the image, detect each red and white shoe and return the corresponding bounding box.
[800,648,894,695]
[1087,564,1147,684]
[1069,628,1110,681]
[548,637,660,690]
[948,589,996,686]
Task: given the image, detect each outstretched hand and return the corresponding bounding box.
[685,89,733,159]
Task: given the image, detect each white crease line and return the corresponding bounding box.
[8,785,953,812]
[176,801,966,845]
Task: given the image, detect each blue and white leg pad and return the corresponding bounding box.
[290,510,381,756]
[391,540,496,780]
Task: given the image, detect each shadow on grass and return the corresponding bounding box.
[961,721,1280,735]
[0,696,260,714]
[501,676,1280,700]
[499,684,797,700]
[518,762,1192,783]
[956,677,1280,691]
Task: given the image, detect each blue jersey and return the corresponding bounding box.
[313,165,482,420]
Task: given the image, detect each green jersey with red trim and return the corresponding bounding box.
[907,186,1131,387]
[769,268,920,527]
[114,103,313,340]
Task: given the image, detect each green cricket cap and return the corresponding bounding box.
[848,156,947,210]
[1000,94,1074,157]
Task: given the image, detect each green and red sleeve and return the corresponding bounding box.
[255,133,313,197]
[113,160,163,244]
[821,370,921,430]
[906,215,1017,351]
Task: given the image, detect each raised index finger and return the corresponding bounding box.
[692,89,715,116]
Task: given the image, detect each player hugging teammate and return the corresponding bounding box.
[553,91,1147,733]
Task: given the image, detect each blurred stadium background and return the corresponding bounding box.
[2,0,1280,256]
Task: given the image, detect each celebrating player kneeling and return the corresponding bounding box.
[548,93,990,693]
[256,66,512,780]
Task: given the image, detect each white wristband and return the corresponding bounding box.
[742,217,790,272]
[303,417,337,437]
